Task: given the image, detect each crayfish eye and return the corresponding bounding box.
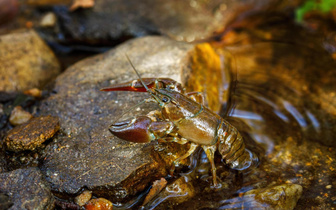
[162,96,170,103]
[168,85,175,90]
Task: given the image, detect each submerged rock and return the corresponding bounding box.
[143,176,196,209]
[0,30,60,93]
[243,184,303,209]
[142,178,167,206]
[0,167,55,209]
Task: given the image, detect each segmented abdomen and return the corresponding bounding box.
[218,120,256,170]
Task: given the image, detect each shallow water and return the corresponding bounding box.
[119,37,336,209]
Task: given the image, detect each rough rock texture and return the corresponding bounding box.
[4,115,60,152]
[143,176,196,209]
[39,36,223,202]
[0,167,55,209]
[0,29,61,92]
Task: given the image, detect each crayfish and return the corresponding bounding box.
[101,56,257,187]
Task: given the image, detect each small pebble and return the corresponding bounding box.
[40,12,57,27]
[0,104,4,115]
[9,106,33,126]
[24,88,42,98]
[326,185,332,189]
[75,190,92,206]
[85,198,113,210]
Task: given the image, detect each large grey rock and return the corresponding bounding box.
[39,36,224,202]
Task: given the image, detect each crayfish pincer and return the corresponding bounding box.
[101,57,258,187]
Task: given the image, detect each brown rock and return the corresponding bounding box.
[4,115,60,152]
[143,176,196,209]
[142,178,167,206]
[0,30,60,92]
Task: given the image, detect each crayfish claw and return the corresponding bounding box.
[110,116,178,144]
[110,116,154,143]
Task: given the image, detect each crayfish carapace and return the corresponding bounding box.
[101,56,258,187]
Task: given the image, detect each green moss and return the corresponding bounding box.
[296,0,336,22]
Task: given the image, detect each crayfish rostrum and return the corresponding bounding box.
[101,56,258,187]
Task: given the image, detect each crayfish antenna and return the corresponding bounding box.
[125,54,162,103]
[125,54,152,93]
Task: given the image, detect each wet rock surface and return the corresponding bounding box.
[243,184,303,209]
[39,36,222,202]
[211,183,303,209]
[0,167,55,209]
[143,176,196,209]
[0,30,60,92]
[4,115,60,152]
